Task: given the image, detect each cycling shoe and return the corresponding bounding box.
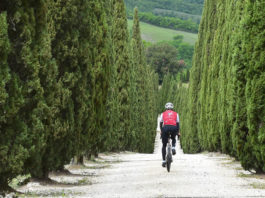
[172,148,176,155]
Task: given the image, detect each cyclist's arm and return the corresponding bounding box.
[159,114,164,135]
[176,114,180,133]
[159,114,163,133]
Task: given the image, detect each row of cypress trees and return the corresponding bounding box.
[163,0,265,173]
[0,0,158,189]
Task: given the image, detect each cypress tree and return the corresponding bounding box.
[196,0,217,151]
[106,0,131,151]
[228,0,255,171]
[130,7,157,152]
[104,0,119,151]
[0,11,29,189]
[144,65,159,152]
[0,13,10,110]
[0,12,10,129]
[28,0,72,178]
[218,0,238,154]
[131,7,144,152]
[159,74,171,112]
[240,0,265,172]
[206,0,223,151]
[128,42,140,151]
[182,11,206,153]
[73,0,95,163]
[51,0,79,164]
[87,0,112,156]
[0,0,49,182]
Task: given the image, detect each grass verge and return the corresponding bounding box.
[127,19,198,45]
[251,182,265,189]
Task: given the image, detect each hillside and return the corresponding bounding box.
[127,19,198,45]
[124,0,204,15]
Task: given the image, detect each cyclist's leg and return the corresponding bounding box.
[170,126,177,147]
[171,133,177,148]
[161,126,169,161]
[169,126,177,155]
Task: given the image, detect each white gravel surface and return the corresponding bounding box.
[18,131,265,198]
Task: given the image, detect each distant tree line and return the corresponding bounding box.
[127,12,199,33]
[153,9,201,24]
[124,0,204,16]
[0,0,158,190]
[160,0,265,173]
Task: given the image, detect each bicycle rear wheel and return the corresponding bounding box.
[166,154,171,172]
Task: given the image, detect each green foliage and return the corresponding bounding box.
[146,42,186,84]
[196,0,220,151]
[46,0,80,171]
[166,0,265,173]
[23,0,66,179]
[238,0,265,172]
[127,12,199,33]
[0,12,10,121]
[0,0,159,189]
[124,0,204,15]
[167,35,194,68]
[86,0,112,157]
[159,75,177,112]
[0,0,48,186]
[129,7,158,152]
[105,0,131,151]
[153,9,201,24]
[0,11,29,189]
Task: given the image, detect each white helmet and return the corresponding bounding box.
[165,102,174,110]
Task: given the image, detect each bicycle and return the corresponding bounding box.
[166,135,173,172]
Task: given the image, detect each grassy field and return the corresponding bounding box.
[127,19,198,45]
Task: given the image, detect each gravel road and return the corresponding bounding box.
[18,130,265,198]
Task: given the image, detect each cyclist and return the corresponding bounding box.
[160,102,180,167]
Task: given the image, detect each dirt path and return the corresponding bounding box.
[17,131,265,198]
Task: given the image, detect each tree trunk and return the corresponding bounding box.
[86,153,92,160]
[94,152,99,158]
[73,155,84,165]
